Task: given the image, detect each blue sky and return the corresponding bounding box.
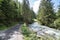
[29,0,60,7]
[18,0,60,13]
[52,0,60,11]
[52,0,60,8]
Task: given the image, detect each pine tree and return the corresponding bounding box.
[0,0,18,26]
[37,0,56,27]
[54,3,60,29]
[22,0,36,24]
[56,4,60,17]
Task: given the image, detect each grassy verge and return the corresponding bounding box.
[20,23,59,40]
[0,25,8,30]
[0,22,18,30]
[20,23,41,40]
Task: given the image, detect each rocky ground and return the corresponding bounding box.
[0,24,23,40]
[8,31,23,40]
[29,22,60,40]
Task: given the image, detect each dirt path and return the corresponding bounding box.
[0,24,23,40]
[8,31,23,40]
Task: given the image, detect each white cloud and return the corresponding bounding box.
[18,0,41,13]
[18,0,22,3]
[29,0,33,7]
[33,0,41,13]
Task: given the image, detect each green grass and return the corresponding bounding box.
[0,22,18,30]
[20,23,59,40]
[0,25,8,30]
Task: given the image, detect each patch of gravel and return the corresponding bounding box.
[8,31,24,40]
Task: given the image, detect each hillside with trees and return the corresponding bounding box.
[37,0,56,28]
[0,0,36,30]
[0,0,60,40]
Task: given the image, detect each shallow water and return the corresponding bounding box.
[29,22,60,39]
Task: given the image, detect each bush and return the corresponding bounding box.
[24,34,40,40]
[54,18,60,29]
[21,23,56,40]
[21,23,31,37]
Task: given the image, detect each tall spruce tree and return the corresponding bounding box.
[22,0,36,24]
[37,0,56,27]
[0,0,18,26]
[0,0,12,26]
[56,5,60,17]
[54,4,60,29]
[22,0,30,23]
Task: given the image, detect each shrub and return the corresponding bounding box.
[21,23,31,37]
[54,18,60,29]
[21,23,56,40]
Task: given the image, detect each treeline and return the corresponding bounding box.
[37,0,60,29]
[0,0,36,28]
[0,0,60,30]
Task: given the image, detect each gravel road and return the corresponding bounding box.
[0,24,23,40]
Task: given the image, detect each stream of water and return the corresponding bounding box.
[29,22,60,39]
